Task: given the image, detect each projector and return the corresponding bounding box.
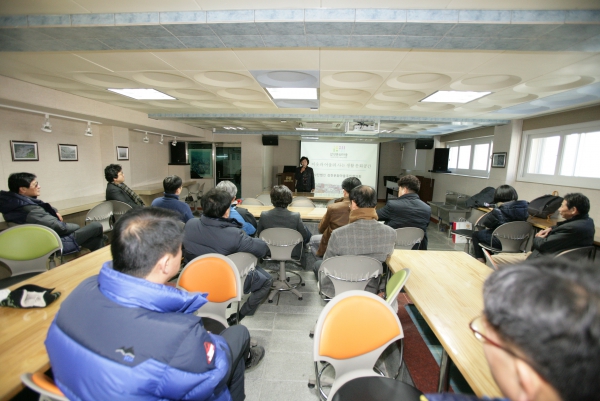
[345,121,380,135]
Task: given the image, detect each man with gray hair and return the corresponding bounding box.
[424,258,600,401]
[216,180,257,236]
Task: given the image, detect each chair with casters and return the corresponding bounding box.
[310,290,404,400]
[179,186,190,204]
[85,201,113,233]
[317,255,383,299]
[330,376,422,401]
[260,228,305,302]
[482,248,499,270]
[479,221,533,255]
[177,254,242,333]
[21,372,68,401]
[393,227,424,250]
[555,246,596,262]
[0,224,62,277]
[227,252,258,281]
[290,198,315,208]
[241,198,264,206]
[451,212,490,254]
[256,194,273,206]
[109,200,133,223]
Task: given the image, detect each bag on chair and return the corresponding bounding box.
[528,192,563,218]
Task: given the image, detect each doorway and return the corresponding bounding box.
[215,143,242,199]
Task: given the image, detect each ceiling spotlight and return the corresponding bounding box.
[142,132,150,143]
[41,114,52,133]
[84,121,93,137]
[159,134,164,145]
[172,137,178,146]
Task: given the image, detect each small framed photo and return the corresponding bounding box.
[58,144,78,161]
[11,140,39,161]
[116,146,129,161]
[492,152,507,168]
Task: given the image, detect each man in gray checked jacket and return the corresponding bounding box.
[313,185,396,298]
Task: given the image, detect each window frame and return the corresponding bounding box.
[517,121,600,189]
[446,136,493,178]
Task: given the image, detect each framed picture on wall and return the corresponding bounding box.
[492,152,507,168]
[11,140,39,161]
[58,144,78,161]
[116,146,129,161]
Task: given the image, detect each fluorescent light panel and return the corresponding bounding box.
[296,127,318,131]
[266,88,317,100]
[421,91,490,104]
[108,88,176,100]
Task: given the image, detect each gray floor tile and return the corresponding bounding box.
[258,380,319,401]
[274,312,320,331]
[248,329,273,352]
[258,304,325,316]
[269,329,314,353]
[262,351,315,381]
[242,312,276,330]
[244,379,262,401]
[276,291,327,307]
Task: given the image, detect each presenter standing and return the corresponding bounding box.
[295,156,315,193]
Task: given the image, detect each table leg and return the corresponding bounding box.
[437,349,451,393]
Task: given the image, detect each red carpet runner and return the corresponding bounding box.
[396,293,448,394]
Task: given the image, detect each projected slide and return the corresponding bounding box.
[300,142,379,194]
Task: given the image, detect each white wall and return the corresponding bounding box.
[378,142,403,199]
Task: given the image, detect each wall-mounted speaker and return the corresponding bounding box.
[415,138,434,149]
[169,142,187,164]
[432,148,450,172]
[262,135,278,146]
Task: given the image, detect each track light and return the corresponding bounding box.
[159,134,164,145]
[142,132,150,143]
[85,121,93,137]
[41,114,52,133]
[172,137,178,146]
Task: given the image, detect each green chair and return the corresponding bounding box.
[384,268,411,378]
[0,224,62,277]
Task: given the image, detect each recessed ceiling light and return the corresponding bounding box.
[421,91,491,104]
[108,88,176,100]
[296,127,318,131]
[310,107,319,111]
[266,88,317,100]
[302,136,319,140]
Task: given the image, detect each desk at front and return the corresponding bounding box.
[388,250,502,398]
[0,247,112,401]
[242,205,327,221]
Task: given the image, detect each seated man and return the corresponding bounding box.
[492,192,595,266]
[45,207,264,401]
[256,185,312,259]
[183,188,273,326]
[377,174,431,250]
[151,175,194,223]
[0,173,104,254]
[104,164,144,208]
[425,258,600,401]
[314,185,396,298]
[309,177,361,258]
[216,180,257,236]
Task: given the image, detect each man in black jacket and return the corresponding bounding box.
[183,188,273,325]
[493,192,595,265]
[377,175,431,249]
[0,172,104,254]
[104,164,144,208]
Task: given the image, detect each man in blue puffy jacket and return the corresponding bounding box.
[45,207,264,401]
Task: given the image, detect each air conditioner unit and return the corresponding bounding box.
[298,121,344,130]
[345,121,380,135]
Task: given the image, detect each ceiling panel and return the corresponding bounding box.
[72,0,201,13]
[75,52,176,72]
[152,50,247,71]
[234,49,320,70]
[320,49,409,71]
[2,53,109,73]
[394,50,499,73]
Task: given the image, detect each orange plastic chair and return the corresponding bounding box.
[312,290,404,400]
[21,372,68,401]
[177,254,242,330]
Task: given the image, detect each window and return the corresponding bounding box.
[446,136,493,178]
[518,122,600,189]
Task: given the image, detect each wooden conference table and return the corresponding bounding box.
[388,250,502,398]
[242,205,327,221]
[0,247,112,401]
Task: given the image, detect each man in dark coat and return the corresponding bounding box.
[377,175,431,249]
[493,192,595,265]
[183,188,273,325]
[0,172,104,254]
[104,164,144,208]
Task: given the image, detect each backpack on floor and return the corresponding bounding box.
[528,192,563,218]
